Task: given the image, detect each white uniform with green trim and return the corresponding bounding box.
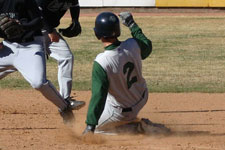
[96,38,147,109]
[85,24,152,133]
[95,38,148,130]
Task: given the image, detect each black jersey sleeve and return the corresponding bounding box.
[69,0,80,22]
[35,0,45,7]
[34,0,54,33]
[19,0,43,31]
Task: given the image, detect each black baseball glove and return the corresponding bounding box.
[59,21,81,38]
[0,15,24,39]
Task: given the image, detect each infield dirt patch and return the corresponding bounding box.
[1,90,225,150]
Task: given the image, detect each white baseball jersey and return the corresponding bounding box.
[86,24,152,131]
[95,38,147,108]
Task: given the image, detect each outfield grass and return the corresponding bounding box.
[1,15,225,92]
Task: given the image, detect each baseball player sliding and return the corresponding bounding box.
[35,0,85,109]
[0,0,76,125]
[83,12,170,135]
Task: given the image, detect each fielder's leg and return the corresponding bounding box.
[43,30,85,109]
[12,37,74,125]
[37,80,75,125]
[43,30,73,99]
[0,41,17,79]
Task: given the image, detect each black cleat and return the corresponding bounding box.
[59,106,75,125]
[65,97,85,110]
[137,118,171,135]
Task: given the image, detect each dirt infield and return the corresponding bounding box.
[1,90,225,150]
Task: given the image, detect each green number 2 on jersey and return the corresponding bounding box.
[123,62,137,89]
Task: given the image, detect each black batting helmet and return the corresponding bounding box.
[94,12,121,39]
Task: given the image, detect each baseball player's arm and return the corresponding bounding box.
[84,61,109,133]
[35,0,54,33]
[58,0,81,38]
[69,0,80,22]
[119,12,152,60]
[21,0,43,31]
[130,24,152,60]
[35,0,59,42]
[20,18,43,31]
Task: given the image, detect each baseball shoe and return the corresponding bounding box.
[59,106,75,125]
[65,97,85,110]
[137,118,171,135]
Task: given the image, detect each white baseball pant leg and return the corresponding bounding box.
[96,89,148,132]
[43,30,74,99]
[0,37,67,110]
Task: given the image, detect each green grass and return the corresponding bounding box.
[1,15,225,93]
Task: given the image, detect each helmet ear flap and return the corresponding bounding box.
[94,28,101,40]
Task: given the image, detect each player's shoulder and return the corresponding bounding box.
[120,38,140,52]
[94,52,106,68]
[95,50,116,68]
[95,51,109,62]
[95,52,104,60]
[124,38,136,43]
[121,38,138,48]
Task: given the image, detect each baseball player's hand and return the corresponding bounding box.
[83,125,95,135]
[0,15,25,39]
[118,12,135,28]
[58,20,81,38]
[48,31,60,42]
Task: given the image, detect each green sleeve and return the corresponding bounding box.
[85,61,109,126]
[130,23,152,60]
